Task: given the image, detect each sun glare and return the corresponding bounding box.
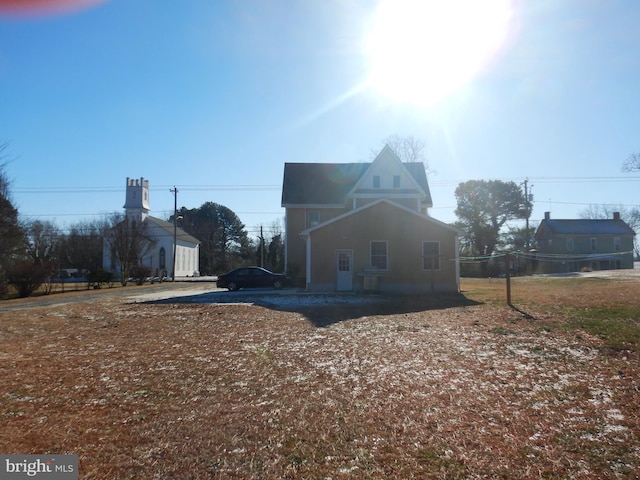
[366,0,512,106]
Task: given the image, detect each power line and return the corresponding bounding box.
[13,184,281,194]
[12,176,640,193]
[430,176,640,187]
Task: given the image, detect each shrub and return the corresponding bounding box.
[8,261,50,298]
[86,269,113,289]
[129,265,152,285]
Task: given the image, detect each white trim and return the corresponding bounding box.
[346,145,427,199]
[300,198,461,237]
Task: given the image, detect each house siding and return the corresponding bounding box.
[306,202,458,293]
[285,206,351,286]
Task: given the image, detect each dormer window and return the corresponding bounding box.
[373,175,380,188]
[393,175,400,188]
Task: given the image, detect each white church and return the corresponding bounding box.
[103,177,200,279]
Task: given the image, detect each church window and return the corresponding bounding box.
[159,247,166,269]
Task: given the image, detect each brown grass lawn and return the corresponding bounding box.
[1,276,639,479]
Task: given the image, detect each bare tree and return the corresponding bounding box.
[622,152,640,172]
[104,212,153,285]
[61,218,107,273]
[373,134,436,175]
[23,219,62,294]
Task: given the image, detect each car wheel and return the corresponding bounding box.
[272,280,283,290]
[228,281,239,291]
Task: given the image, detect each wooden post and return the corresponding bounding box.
[505,251,512,306]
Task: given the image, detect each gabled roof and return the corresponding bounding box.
[281,163,369,206]
[147,216,201,245]
[536,218,635,236]
[281,147,432,207]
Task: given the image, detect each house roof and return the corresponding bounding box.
[281,161,432,206]
[536,218,635,236]
[147,216,201,245]
[300,198,461,236]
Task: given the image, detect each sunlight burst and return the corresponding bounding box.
[365,0,513,106]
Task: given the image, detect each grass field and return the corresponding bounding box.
[1,276,639,479]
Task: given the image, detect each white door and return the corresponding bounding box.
[336,250,353,291]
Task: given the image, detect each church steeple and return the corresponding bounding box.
[124,177,151,222]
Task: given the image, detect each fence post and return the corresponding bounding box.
[505,251,512,306]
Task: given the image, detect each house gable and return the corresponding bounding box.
[301,198,459,237]
[281,144,432,210]
[347,144,429,204]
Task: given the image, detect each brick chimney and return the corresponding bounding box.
[613,212,620,220]
[544,212,550,220]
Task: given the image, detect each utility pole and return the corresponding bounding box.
[260,226,264,267]
[170,186,178,281]
[522,178,533,251]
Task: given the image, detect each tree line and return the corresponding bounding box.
[0,145,284,298]
[1,140,638,297]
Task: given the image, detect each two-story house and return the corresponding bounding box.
[534,211,635,273]
[281,145,460,293]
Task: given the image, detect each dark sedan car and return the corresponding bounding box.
[216,266,287,291]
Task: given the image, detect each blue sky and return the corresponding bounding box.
[1,0,639,240]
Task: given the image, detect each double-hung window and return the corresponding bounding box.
[566,238,574,252]
[423,241,440,270]
[370,241,388,270]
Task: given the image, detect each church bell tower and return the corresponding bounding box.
[124,177,151,222]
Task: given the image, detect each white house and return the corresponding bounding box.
[103,177,200,278]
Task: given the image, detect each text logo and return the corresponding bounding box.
[1,455,78,479]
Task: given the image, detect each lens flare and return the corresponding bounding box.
[366,0,513,106]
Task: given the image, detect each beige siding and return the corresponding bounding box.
[285,206,352,285]
[307,202,458,293]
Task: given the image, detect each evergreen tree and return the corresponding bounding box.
[176,202,250,274]
[455,179,529,275]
